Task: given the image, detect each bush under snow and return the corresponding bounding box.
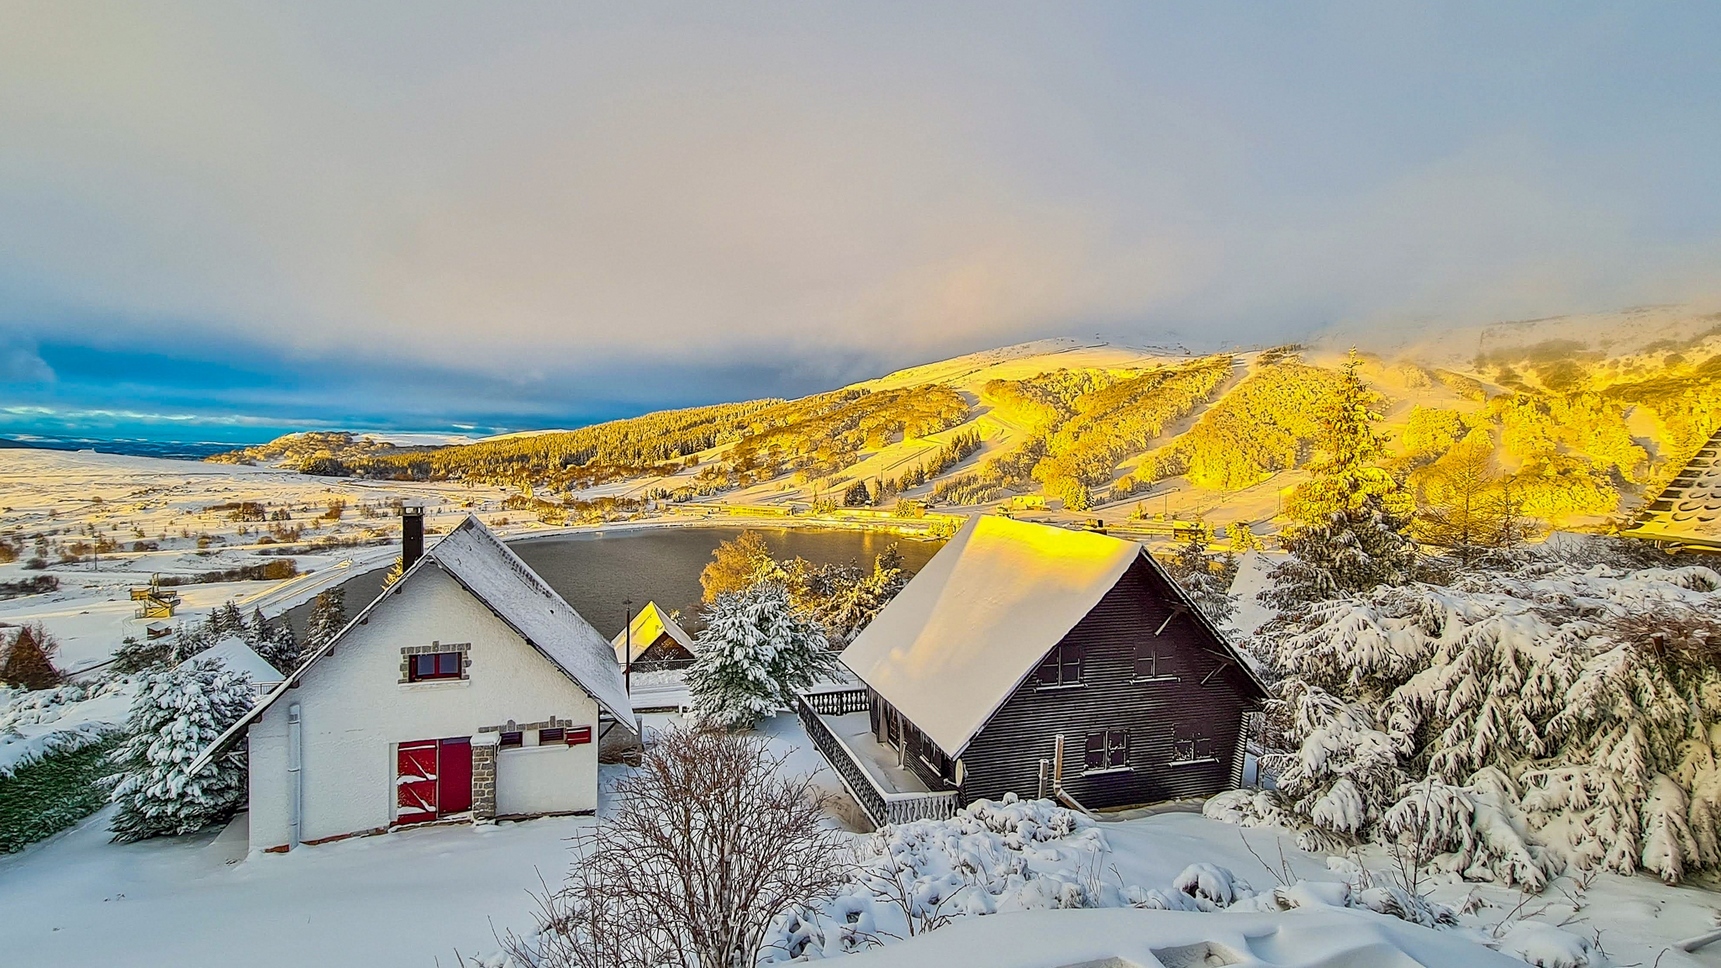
[0,679,133,777]
[762,796,1550,964]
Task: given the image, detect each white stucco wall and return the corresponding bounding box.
[248,565,602,850]
[496,733,597,817]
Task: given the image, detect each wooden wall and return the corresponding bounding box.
[954,555,1260,809]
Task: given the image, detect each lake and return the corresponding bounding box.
[285,525,945,639]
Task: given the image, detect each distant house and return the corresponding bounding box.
[196,509,635,852]
[799,515,1267,826]
[611,601,698,671]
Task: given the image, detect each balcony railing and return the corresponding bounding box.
[794,688,959,830]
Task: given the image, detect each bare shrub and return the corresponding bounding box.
[502,726,847,968]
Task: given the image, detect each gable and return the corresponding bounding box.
[1018,557,1265,702]
[189,515,633,774]
[286,565,603,723]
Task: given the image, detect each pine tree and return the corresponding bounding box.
[687,580,836,730]
[1268,351,1416,606]
[382,556,405,588]
[104,659,253,842]
[303,588,347,650]
[1228,562,1721,885]
[1229,522,1263,555]
[1164,530,1238,628]
[249,608,299,674]
[112,634,174,675]
[210,601,247,639]
[1411,428,1539,562]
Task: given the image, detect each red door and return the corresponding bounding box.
[397,740,439,824]
[438,738,473,815]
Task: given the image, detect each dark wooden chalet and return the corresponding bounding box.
[610,601,698,671]
[809,515,1267,822]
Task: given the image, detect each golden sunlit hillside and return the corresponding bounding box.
[210,309,1721,541]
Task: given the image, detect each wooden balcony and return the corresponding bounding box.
[795,687,960,829]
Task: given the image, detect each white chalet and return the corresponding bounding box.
[200,511,635,852]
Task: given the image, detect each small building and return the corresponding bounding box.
[197,510,634,852]
[180,636,284,698]
[798,515,1267,827]
[611,601,698,671]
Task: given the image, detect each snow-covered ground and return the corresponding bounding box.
[8,708,1721,967]
[0,805,587,967]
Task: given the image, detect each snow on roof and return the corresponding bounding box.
[190,515,633,774]
[1628,426,1721,548]
[181,636,283,686]
[840,515,1142,756]
[610,601,696,663]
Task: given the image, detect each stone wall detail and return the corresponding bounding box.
[470,733,498,822]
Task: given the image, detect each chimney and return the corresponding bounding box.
[402,504,425,571]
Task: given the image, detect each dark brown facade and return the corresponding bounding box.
[866,555,1264,810]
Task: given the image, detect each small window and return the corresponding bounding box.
[1036,643,1084,688]
[409,651,463,682]
[1172,730,1215,764]
[1084,729,1128,772]
[566,726,593,746]
[1134,643,1174,680]
[498,731,523,749]
[539,727,565,745]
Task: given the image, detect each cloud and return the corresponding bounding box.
[0,3,1718,420]
[0,341,53,384]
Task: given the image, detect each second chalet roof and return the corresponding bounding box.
[610,601,696,663]
[841,515,1144,756]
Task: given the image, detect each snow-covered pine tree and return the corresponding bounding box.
[1229,522,1262,555]
[303,588,347,650]
[210,601,247,639]
[809,546,910,645]
[687,579,836,730]
[104,659,253,842]
[111,634,174,674]
[1164,529,1238,629]
[249,607,299,674]
[1220,560,1721,885]
[1266,351,1416,609]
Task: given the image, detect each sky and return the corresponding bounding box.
[2,2,1719,442]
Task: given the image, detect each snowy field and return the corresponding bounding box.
[7,709,1721,967]
[0,449,531,672]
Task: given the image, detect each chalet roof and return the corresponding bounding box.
[1627,426,1721,549]
[611,601,696,663]
[182,636,283,686]
[840,515,1266,757]
[189,516,633,773]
